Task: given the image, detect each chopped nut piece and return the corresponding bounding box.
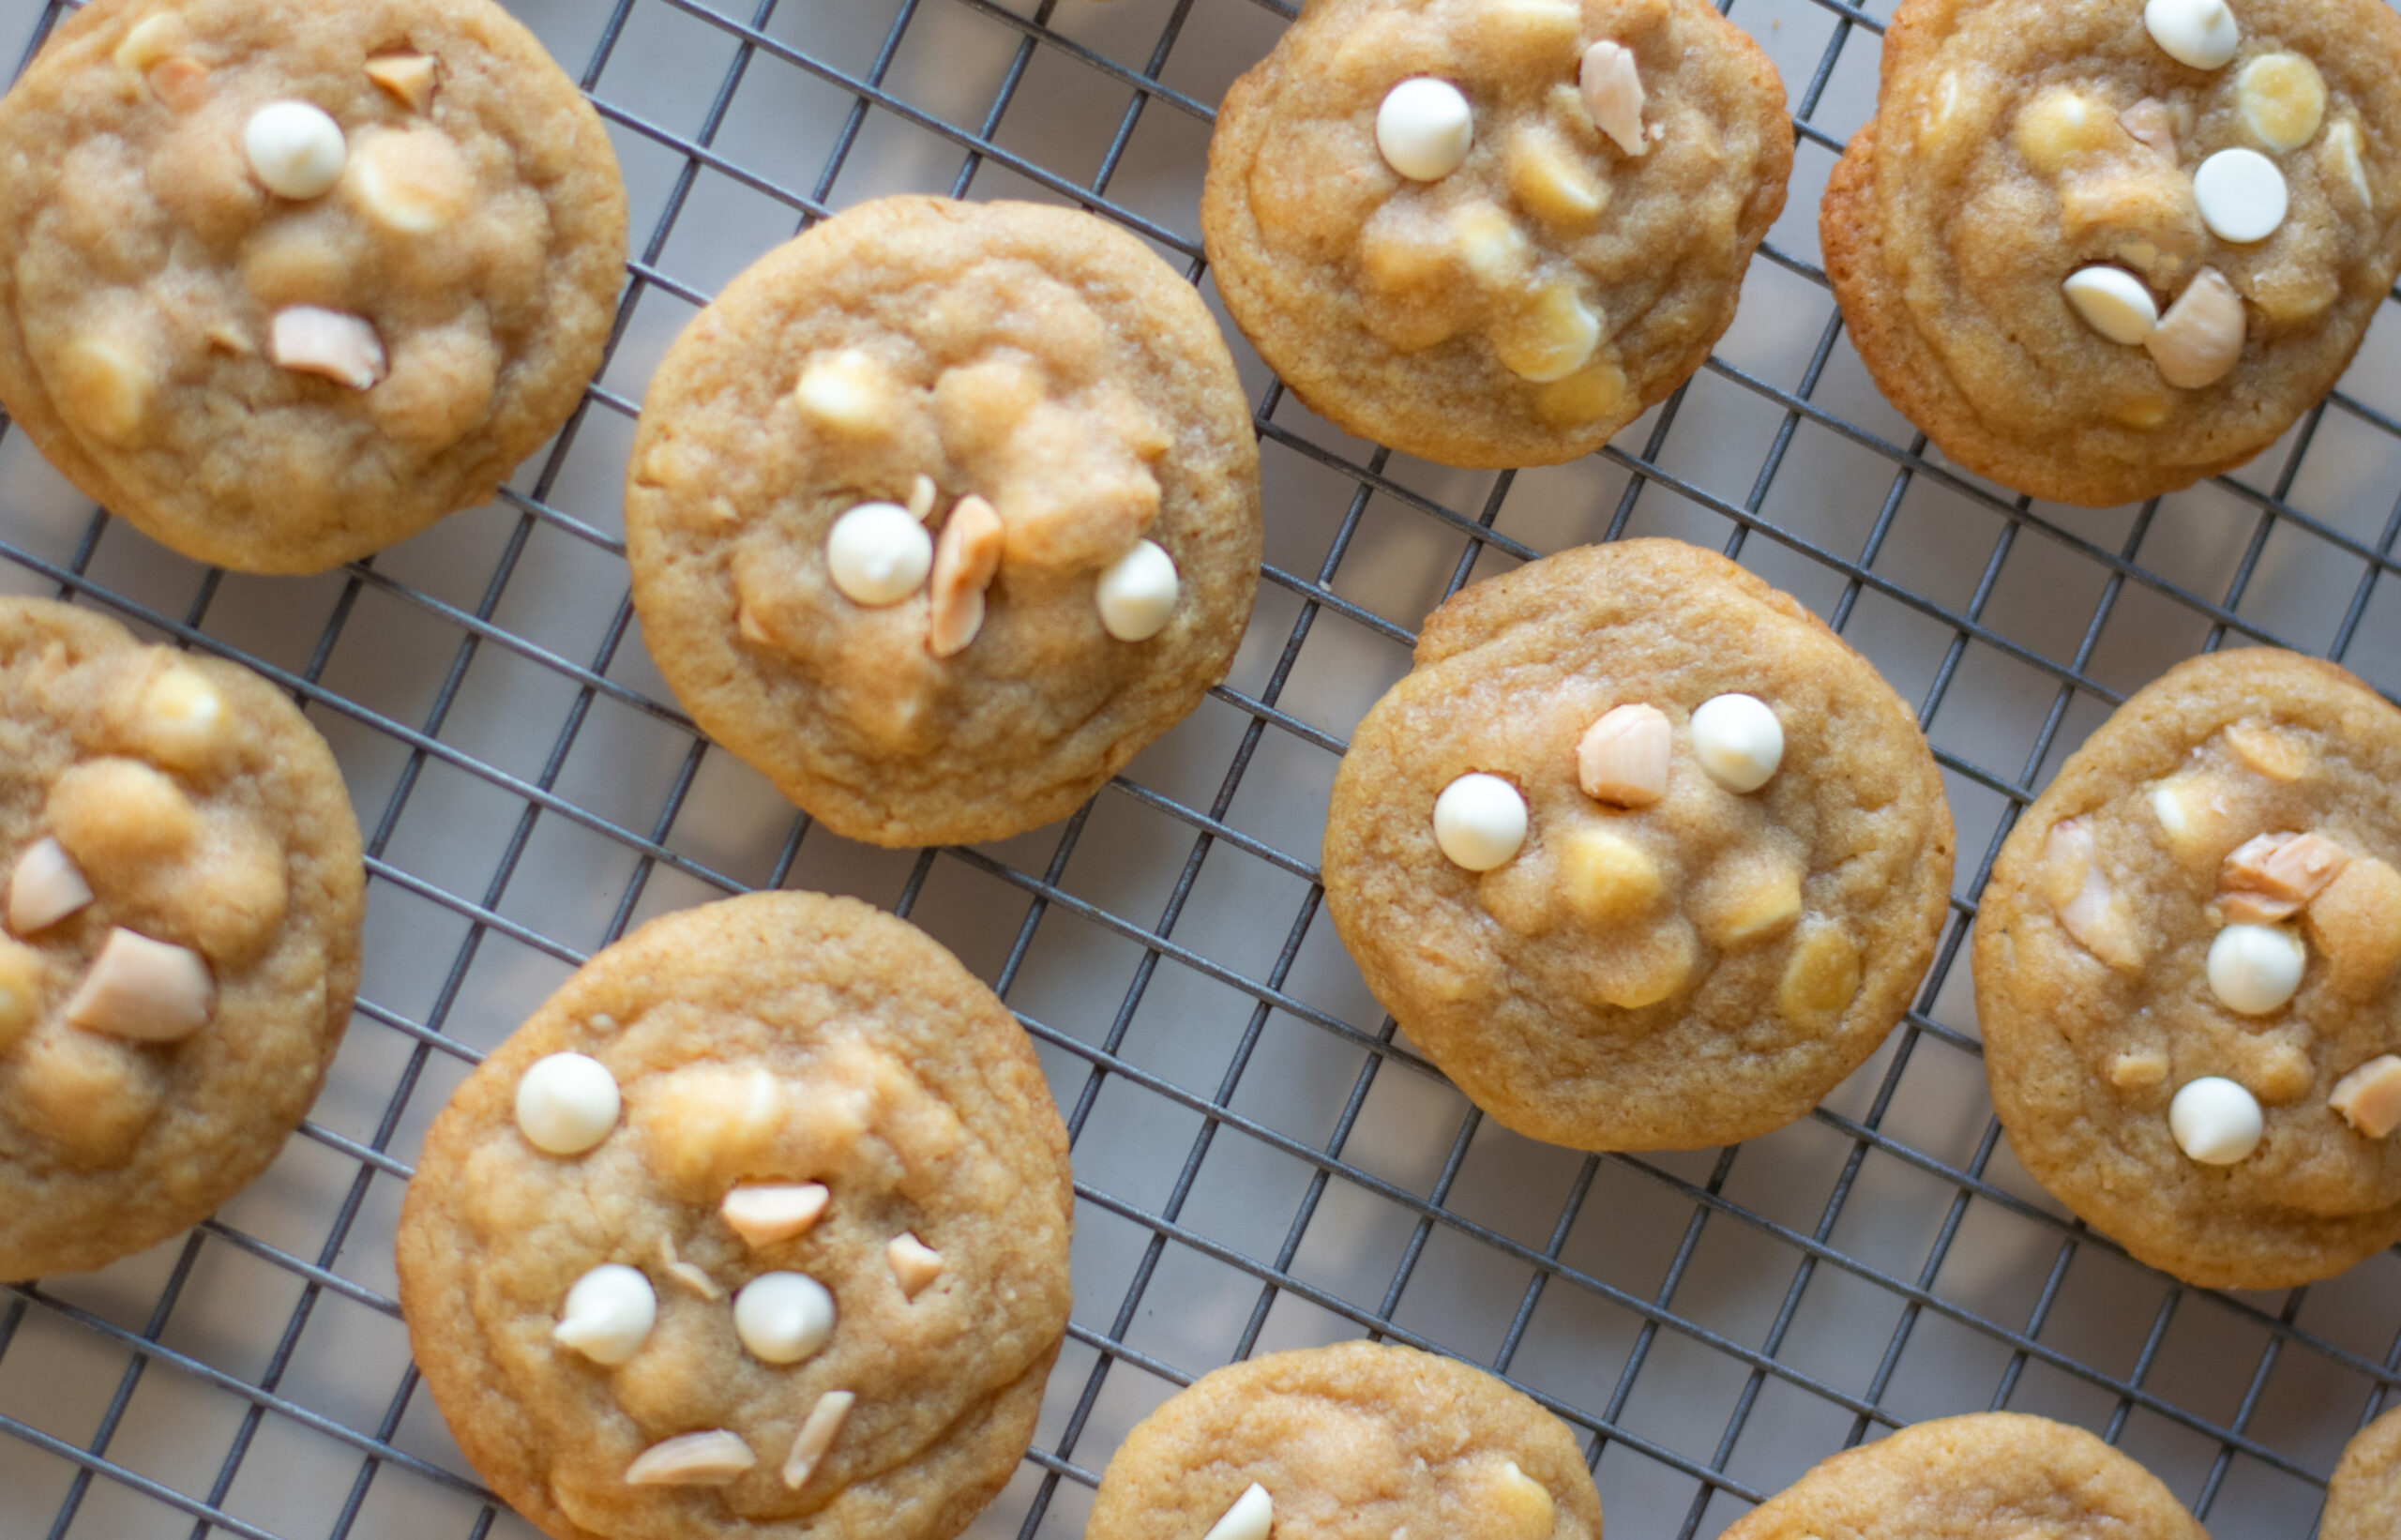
[927,494,1004,657]
[65,929,214,1042]
[721,1183,830,1248]
[2331,1055,2401,1139]
[2224,720,2309,781]
[781,1390,856,1490]
[149,57,209,112]
[1778,924,1862,1033]
[2108,1050,2168,1090]
[2144,269,2244,390]
[2119,98,2181,159]
[1577,703,1670,808]
[0,937,41,1050]
[269,307,387,390]
[1202,1484,1274,1540]
[657,1235,723,1300]
[2305,857,2401,998]
[794,350,897,435]
[2044,820,2142,972]
[1578,41,1647,157]
[907,473,938,522]
[9,838,93,936]
[2221,831,2348,914]
[2253,1041,2312,1104]
[348,128,474,234]
[2220,890,2303,926]
[1557,825,1665,926]
[365,53,439,112]
[627,1430,756,1487]
[887,1232,943,1298]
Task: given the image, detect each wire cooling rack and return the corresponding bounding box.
[3,0,2401,1533]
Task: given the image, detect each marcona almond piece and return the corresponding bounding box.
[8,837,93,936]
[781,1390,856,1490]
[2119,98,2181,159]
[270,307,388,390]
[66,929,214,1042]
[643,1064,788,1187]
[1452,202,1532,291]
[1577,703,1670,807]
[721,1182,830,1248]
[1481,0,1582,68]
[927,494,1004,657]
[2322,118,2373,209]
[886,1231,943,1298]
[2224,719,2310,781]
[2108,1049,2168,1090]
[366,53,440,113]
[2146,269,2245,389]
[2221,830,2348,912]
[657,1234,723,1300]
[626,1429,756,1486]
[907,473,938,522]
[2220,890,2303,926]
[12,1025,162,1168]
[2044,819,2142,972]
[2331,1055,2401,1139]
[1578,41,1646,157]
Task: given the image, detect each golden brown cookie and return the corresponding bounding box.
[396,891,1074,1540]
[1974,649,2401,1289]
[1717,1412,2207,1540]
[1201,0,1791,468]
[625,196,1261,849]
[1821,0,2401,506]
[1086,1341,1602,1540]
[2325,1403,2401,1540]
[0,0,628,573]
[0,598,364,1280]
[1321,539,1955,1152]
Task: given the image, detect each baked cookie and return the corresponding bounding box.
[0,0,628,573]
[0,598,364,1280]
[1086,1340,1602,1540]
[1716,1412,2206,1540]
[1201,0,1790,468]
[1821,0,2401,506]
[396,891,1074,1540]
[1321,539,1954,1152]
[626,196,1261,849]
[2324,1403,2401,1540]
[1975,649,2401,1289]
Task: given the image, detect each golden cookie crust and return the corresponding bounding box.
[1321,538,1954,1152]
[1086,1341,1603,1540]
[0,0,628,573]
[1821,0,2401,507]
[1717,1412,2207,1540]
[1974,649,2401,1289]
[396,891,1073,1540]
[1201,0,1790,468]
[2325,1404,2401,1540]
[0,598,364,1280]
[625,196,1261,849]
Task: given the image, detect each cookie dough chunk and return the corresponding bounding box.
[1974,649,2401,1289]
[0,599,364,1279]
[0,0,628,573]
[2325,1404,2401,1540]
[1201,0,1791,468]
[1086,1341,1602,1540]
[1821,0,2401,506]
[396,892,1073,1540]
[1718,1412,2206,1540]
[626,196,1261,849]
[1321,539,1955,1152]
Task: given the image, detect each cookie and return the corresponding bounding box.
[0,0,628,574]
[1200,0,1791,468]
[2324,1403,2401,1540]
[1086,1340,1602,1540]
[1820,0,2401,507]
[1717,1412,2206,1540]
[1974,649,2401,1289]
[0,598,364,1280]
[395,891,1074,1540]
[625,196,1261,849]
[1321,539,1954,1151]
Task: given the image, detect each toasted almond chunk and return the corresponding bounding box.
[2331,1055,2401,1139]
[1576,703,1670,808]
[1205,1484,1275,1540]
[2225,719,2308,781]
[2221,830,2348,909]
[1578,41,1646,157]
[782,1390,856,1490]
[657,1234,723,1299]
[927,495,1004,657]
[2046,819,2142,972]
[887,1232,943,1299]
[2108,1050,2168,1090]
[2119,98,2181,159]
[365,52,439,112]
[9,838,93,936]
[907,473,938,522]
[721,1182,830,1248]
[627,1430,755,1486]
[2221,890,2303,925]
[2145,269,2244,390]
[65,929,214,1042]
[269,307,387,390]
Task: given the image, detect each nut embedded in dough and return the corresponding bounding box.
[64,928,216,1043]
[49,757,201,871]
[887,1231,944,1298]
[0,936,40,1049]
[2144,269,2244,390]
[1491,284,1603,384]
[1505,128,1607,227]
[347,128,475,235]
[2219,830,2348,923]
[781,1390,857,1490]
[1697,861,1803,947]
[1201,1482,1275,1540]
[269,307,388,390]
[2224,720,2311,781]
[366,53,440,113]
[1578,41,1647,158]
[720,1181,830,1247]
[625,1429,757,1487]
[927,494,1005,657]
[8,837,92,936]
[1576,703,1670,808]
[2330,1055,2401,1139]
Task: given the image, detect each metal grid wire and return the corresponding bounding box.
[1,0,2399,1533]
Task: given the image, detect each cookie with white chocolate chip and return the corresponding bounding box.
[1820,0,2401,506]
[395,891,1073,1540]
[1201,0,1791,468]
[2325,1403,2401,1540]
[1086,1341,1603,1540]
[1974,648,2401,1289]
[0,598,364,1280]
[1321,539,1955,1152]
[0,0,628,573]
[625,196,1261,848]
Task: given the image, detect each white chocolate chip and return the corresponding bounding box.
[365,53,439,113]
[2145,269,2245,389]
[2142,0,2239,69]
[64,929,213,1042]
[347,128,474,234]
[2168,1076,2264,1164]
[1578,41,1647,157]
[552,1263,657,1366]
[8,838,92,936]
[825,502,933,607]
[1558,825,1664,926]
[1203,1483,1275,1540]
[514,1051,620,1155]
[1492,284,1601,383]
[2012,87,2118,174]
[113,13,181,73]
[781,1390,856,1490]
[720,1182,830,1248]
[1688,694,1783,793]
[1376,78,1473,182]
[136,662,228,773]
[2148,780,2191,838]
[906,473,938,522]
[1577,703,1671,808]
[2193,148,2288,243]
[2235,53,2325,151]
[1095,540,1180,642]
[1492,1460,1557,1540]
[927,494,1004,657]
[794,350,897,435]
[2045,819,2143,972]
[2331,1056,2401,1139]
[269,307,387,390]
[2063,266,2159,345]
[56,335,155,445]
[886,1232,943,1299]
[627,1430,756,1487]
[732,1272,836,1365]
[2206,923,2306,1015]
[244,100,347,200]
[1432,773,1527,872]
